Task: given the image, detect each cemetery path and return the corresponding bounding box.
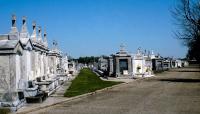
[24,66,200,114]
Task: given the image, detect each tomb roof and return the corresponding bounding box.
[20,38,29,45]
[0,39,24,54]
[0,39,19,49]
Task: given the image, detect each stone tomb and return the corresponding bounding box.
[132,48,154,77]
[98,56,108,72]
[0,35,25,111]
[152,58,164,71]
[110,45,132,77]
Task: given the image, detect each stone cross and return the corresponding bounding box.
[120,43,125,52]
[137,47,141,54]
[53,40,58,50]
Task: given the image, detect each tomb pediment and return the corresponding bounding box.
[32,41,48,52]
[14,42,24,54]
[0,40,23,54]
[20,38,33,51]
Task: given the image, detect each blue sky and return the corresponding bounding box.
[0,0,187,58]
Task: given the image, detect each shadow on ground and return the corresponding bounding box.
[158,78,200,83]
[143,78,200,83]
[169,70,200,72]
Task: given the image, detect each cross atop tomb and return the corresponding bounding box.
[137,47,141,54]
[120,43,125,52]
[53,40,57,46]
[53,40,58,50]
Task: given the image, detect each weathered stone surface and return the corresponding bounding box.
[0,15,69,99]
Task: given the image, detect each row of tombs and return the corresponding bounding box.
[0,15,77,111]
[97,45,189,77]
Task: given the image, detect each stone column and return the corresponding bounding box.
[9,55,16,91]
[35,51,39,78]
[15,54,21,90]
[40,52,44,76]
[128,58,132,75]
[20,50,26,80]
[43,53,47,76]
[109,57,113,76]
[44,53,47,75]
[54,56,57,74]
[115,57,120,77]
[31,50,36,80]
[27,50,33,80]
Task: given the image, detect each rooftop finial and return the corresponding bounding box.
[20,16,29,38]
[53,40,58,47]
[11,14,16,27]
[38,26,41,33]
[137,47,141,54]
[151,50,154,55]
[31,21,37,41]
[12,14,16,27]
[10,14,19,39]
[150,50,156,59]
[32,21,36,28]
[52,40,58,51]
[38,26,43,43]
[22,16,26,24]
[120,43,125,52]
[148,50,150,56]
[44,27,46,36]
[43,27,48,47]
[12,14,16,19]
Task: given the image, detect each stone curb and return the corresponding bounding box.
[17,81,132,114]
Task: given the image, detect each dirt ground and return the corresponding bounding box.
[25,66,200,114]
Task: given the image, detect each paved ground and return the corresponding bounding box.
[23,66,200,114]
[17,76,75,114]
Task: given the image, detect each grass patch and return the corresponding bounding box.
[0,108,11,114]
[64,68,122,97]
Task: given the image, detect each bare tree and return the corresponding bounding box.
[172,0,200,62]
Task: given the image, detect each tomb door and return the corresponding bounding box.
[119,59,128,74]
